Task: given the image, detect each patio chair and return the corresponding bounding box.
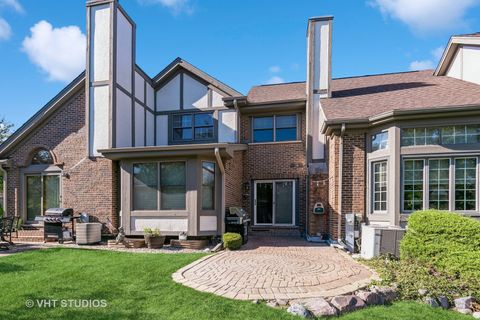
[1,217,14,244]
[12,216,21,239]
[0,218,9,250]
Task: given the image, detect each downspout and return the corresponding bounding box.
[214,148,226,235]
[0,165,6,217]
[337,123,346,243]
[233,98,240,143]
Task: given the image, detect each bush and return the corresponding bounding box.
[401,210,480,285]
[222,233,242,250]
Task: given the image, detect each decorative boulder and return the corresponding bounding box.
[276,299,288,306]
[330,295,366,313]
[418,289,428,296]
[454,296,474,310]
[424,297,439,308]
[437,296,449,309]
[456,308,473,315]
[266,300,279,308]
[356,291,383,305]
[287,303,311,318]
[371,286,398,303]
[291,298,338,317]
[472,311,480,319]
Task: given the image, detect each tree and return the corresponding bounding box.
[0,118,13,144]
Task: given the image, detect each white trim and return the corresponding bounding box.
[253,179,296,226]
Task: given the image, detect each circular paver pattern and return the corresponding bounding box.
[172,236,376,300]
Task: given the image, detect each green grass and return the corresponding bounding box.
[0,249,472,320]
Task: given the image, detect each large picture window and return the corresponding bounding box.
[399,156,479,213]
[253,115,297,143]
[372,161,388,212]
[132,162,186,211]
[173,113,214,142]
[403,159,424,212]
[201,162,215,210]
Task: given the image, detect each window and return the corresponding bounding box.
[172,113,214,142]
[371,131,388,151]
[455,158,477,211]
[31,149,54,165]
[133,163,158,211]
[160,162,186,210]
[132,162,186,211]
[372,161,388,212]
[252,115,297,143]
[201,162,215,210]
[429,159,450,210]
[401,125,480,146]
[402,159,424,212]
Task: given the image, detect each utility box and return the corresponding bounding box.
[345,213,362,253]
[360,224,405,259]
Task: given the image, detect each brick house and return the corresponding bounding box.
[1,0,480,243]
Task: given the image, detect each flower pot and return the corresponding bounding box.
[144,235,166,249]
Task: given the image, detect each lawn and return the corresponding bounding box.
[0,249,471,320]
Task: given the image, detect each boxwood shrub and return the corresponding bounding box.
[400,210,480,295]
[222,233,242,250]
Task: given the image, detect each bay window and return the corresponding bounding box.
[454,158,477,211]
[132,161,186,211]
[403,159,424,211]
[428,159,450,210]
[401,125,480,146]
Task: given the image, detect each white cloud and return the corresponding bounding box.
[269,65,281,73]
[266,76,285,85]
[409,46,446,70]
[369,0,480,34]
[138,0,193,15]
[22,20,86,82]
[0,18,11,40]
[409,60,435,70]
[0,0,23,13]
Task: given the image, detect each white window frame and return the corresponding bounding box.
[253,179,296,226]
[371,161,388,214]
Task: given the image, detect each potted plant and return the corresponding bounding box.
[143,228,165,249]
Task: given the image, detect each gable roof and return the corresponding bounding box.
[321,70,480,121]
[246,82,306,104]
[152,57,242,97]
[0,72,86,157]
[435,34,480,76]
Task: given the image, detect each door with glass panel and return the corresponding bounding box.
[254,180,295,226]
[25,174,61,221]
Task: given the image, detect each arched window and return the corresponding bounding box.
[31,149,54,165]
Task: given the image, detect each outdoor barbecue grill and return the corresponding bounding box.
[225,207,250,244]
[35,208,74,243]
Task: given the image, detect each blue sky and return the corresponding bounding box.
[1,0,480,128]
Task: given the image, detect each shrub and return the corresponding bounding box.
[222,233,242,250]
[399,210,480,298]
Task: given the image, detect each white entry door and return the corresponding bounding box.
[254,180,295,226]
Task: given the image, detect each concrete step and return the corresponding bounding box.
[250,226,302,237]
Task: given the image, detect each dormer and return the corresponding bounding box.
[435,33,480,85]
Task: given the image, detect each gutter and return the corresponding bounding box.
[337,123,346,242]
[214,148,226,235]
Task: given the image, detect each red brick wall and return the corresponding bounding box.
[328,131,366,240]
[224,150,244,210]
[241,112,308,229]
[3,87,119,229]
[308,173,329,237]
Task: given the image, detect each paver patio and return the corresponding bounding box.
[172,236,376,300]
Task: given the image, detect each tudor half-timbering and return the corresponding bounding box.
[1,0,480,243]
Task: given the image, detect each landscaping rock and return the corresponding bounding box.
[418,288,428,296]
[287,303,311,318]
[356,291,383,305]
[371,286,398,303]
[454,296,475,310]
[266,300,279,308]
[437,296,449,309]
[330,295,366,313]
[424,297,439,308]
[276,299,288,306]
[291,298,338,317]
[472,311,480,319]
[456,308,473,315]
[251,299,259,304]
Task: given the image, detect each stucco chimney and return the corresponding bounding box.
[86,0,136,156]
[306,16,333,164]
